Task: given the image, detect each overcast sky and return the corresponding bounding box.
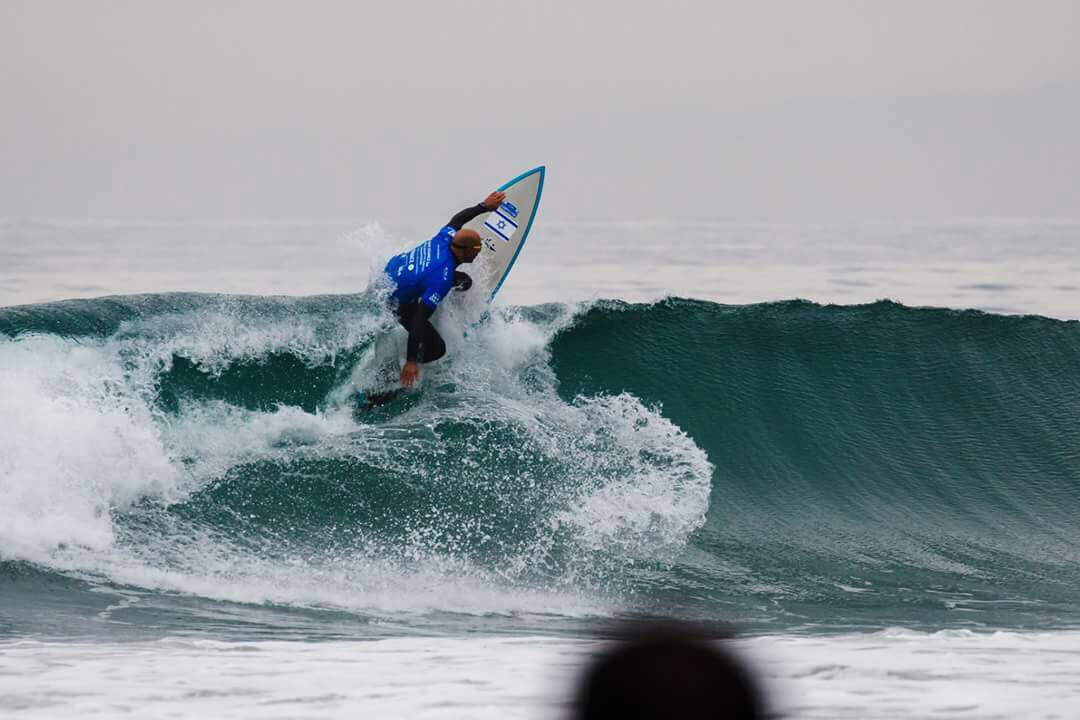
[2,0,1079,220]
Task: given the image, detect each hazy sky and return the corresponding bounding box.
[3,0,1079,220]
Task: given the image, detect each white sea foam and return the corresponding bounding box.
[0,297,710,621]
[0,335,180,560]
[404,305,713,564]
[115,300,387,378]
[0,298,386,563]
[3,629,1079,719]
[554,393,712,559]
[745,628,1080,719]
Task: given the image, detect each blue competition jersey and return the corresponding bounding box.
[383,226,458,310]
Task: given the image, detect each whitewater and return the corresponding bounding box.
[2,219,1080,718]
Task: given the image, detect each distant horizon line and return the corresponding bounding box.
[4,215,1080,227]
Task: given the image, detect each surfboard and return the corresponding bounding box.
[359,166,545,408]
[460,165,545,302]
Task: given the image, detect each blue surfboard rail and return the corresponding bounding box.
[489,165,545,302]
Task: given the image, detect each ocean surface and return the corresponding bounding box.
[1,219,1079,718]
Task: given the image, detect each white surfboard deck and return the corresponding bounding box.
[459,165,545,304]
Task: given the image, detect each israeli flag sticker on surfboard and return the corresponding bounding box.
[484,207,518,242]
[461,165,545,303]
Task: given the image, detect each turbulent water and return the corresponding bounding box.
[3,291,1079,647]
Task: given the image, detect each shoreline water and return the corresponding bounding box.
[4,630,1080,719]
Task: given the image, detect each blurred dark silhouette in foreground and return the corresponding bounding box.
[572,619,764,720]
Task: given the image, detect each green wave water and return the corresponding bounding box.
[1,294,1079,639]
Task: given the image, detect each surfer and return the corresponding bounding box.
[382,190,506,388]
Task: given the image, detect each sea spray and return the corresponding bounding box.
[0,293,711,625]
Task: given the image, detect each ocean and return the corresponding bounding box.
[1,218,1079,718]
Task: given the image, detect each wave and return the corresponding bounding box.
[0,293,710,625]
[1,294,1079,631]
[551,299,1080,628]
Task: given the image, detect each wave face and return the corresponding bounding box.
[2,294,1079,638]
[553,299,1080,628]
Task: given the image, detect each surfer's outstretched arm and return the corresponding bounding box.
[447,191,506,230]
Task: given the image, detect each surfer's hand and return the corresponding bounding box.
[483,191,506,210]
[400,361,420,389]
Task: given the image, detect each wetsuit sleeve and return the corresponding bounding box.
[406,303,434,362]
[447,203,489,231]
[419,266,454,311]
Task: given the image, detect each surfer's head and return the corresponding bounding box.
[450,229,483,263]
